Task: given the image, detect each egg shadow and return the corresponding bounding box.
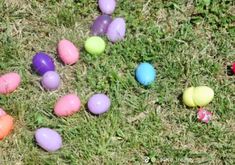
[29,64,40,76]
[226,65,234,76]
[177,93,184,106]
[54,48,68,66]
[84,102,99,117]
[32,135,40,149]
[79,47,85,53]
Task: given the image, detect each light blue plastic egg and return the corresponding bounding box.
[135,62,156,86]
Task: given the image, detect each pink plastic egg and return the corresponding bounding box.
[197,108,212,124]
[0,108,6,117]
[57,39,79,65]
[54,94,81,117]
[107,18,126,43]
[0,72,21,94]
[99,0,116,15]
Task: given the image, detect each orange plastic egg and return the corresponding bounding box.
[0,115,14,140]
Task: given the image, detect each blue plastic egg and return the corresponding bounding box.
[135,62,156,86]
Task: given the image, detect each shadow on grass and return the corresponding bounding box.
[226,65,234,76]
[177,93,184,106]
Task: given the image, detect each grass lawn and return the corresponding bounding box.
[0,0,235,164]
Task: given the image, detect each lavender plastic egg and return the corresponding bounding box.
[107,18,126,43]
[88,94,111,115]
[35,128,62,152]
[41,71,60,91]
[91,15,112,36]
[99,0,116,15]
[32,52,55,76]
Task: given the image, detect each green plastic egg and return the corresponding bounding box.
[85,36,106,55]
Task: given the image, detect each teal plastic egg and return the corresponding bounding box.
[135,62,156,86]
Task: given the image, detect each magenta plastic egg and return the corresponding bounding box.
[41,71,60,91]
[57,39,79,65]
[107,18,126,43]
[0,72,21,94]
[91,15,112,36]
[88,94,111,115]
[54,94,81,117]
[98,0,116,15]
[35,128,62,152]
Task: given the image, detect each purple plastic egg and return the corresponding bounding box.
[88,94,111,115]
[107,18,126,43]
[35,128,62,152]
[32,52,55,76]
[41,71,60,91]
[99,0,116,15]
[91,15,112,36]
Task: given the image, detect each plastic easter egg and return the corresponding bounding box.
[197,108,212,124]
[41,71,60,91]
[182,87,196,107]
[135,62,156,86]
[88,94,111,115]
[57,39,79,65]
[232,62,235,74]
[98,0,116,15]
[32,52,55,76]
[35,128,62,152]
[0,108,6,117]
[54,94,81,117]
[0,72,21,94]
[193,86,214,107]
[85,36,106,55]
[91,15,112,36]
[183,86,214,107]
[0,115,14,140]
[107,18,126,43]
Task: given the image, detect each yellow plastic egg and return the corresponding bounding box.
[183,87,196,107]
[193,86,214,106]
[183,86,214,107]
